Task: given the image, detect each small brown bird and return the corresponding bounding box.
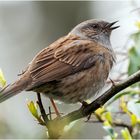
[0,19,119,110]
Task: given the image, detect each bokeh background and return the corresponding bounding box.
[0,1,139,139]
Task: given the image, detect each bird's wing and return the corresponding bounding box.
[28,35,103,89]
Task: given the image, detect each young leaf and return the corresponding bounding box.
[104,112,112,124]
[95,107,105,117]
[0,69,6,87]
[130,114,137,127]
[120,97,128,113]
[27,101,39,118]
[121,128,132,140]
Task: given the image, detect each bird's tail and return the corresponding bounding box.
[0,74,30,103]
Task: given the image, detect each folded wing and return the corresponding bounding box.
[27,36,100,90]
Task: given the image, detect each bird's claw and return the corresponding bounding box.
[109,78,116,87]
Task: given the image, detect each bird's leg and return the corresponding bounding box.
[49,98,61,117]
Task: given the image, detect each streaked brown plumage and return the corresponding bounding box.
[0,19,119,104]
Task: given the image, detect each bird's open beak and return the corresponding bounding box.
[106,21,120,30]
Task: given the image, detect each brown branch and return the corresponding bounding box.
[36,93,49,123]
[37,70,140,138]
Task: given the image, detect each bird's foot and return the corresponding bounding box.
[80,100,92,107]
[82,101,89,107]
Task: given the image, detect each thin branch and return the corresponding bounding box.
[36,92,49,123]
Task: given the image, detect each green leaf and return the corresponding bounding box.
[0,69,6,87]
[136,100,140,103]
[131,32,140,55]
[128,31,140,75]
[27,101,39,118]
[128,46,140,76]
[121,128,132,140]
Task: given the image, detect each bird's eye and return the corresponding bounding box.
[91,24,98,29]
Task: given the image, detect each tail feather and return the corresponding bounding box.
[0,75,30,103]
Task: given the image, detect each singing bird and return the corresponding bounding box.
[0,19,119,111]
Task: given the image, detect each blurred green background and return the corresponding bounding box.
[0,1,140,139]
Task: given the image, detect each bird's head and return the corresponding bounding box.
[70,19,120,48]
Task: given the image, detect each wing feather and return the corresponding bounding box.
[27,35,101,90]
